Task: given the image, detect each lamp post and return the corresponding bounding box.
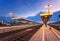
[45,4,52,27]
[45,4,52,14]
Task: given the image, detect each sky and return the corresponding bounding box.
[0,0,60,18]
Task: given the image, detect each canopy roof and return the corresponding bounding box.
[11,17,33,22]
[11,18,23,20]
[40,12,53,16]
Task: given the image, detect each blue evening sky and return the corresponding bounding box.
[0,0,60,18]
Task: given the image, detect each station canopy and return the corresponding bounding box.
[40,12,53,24]
[11,17,32,22]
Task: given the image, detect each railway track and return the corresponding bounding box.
[0,25,60,41]
[0,25,41,41]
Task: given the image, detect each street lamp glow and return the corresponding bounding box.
[45,4,52,8]
[9,12,13,17]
